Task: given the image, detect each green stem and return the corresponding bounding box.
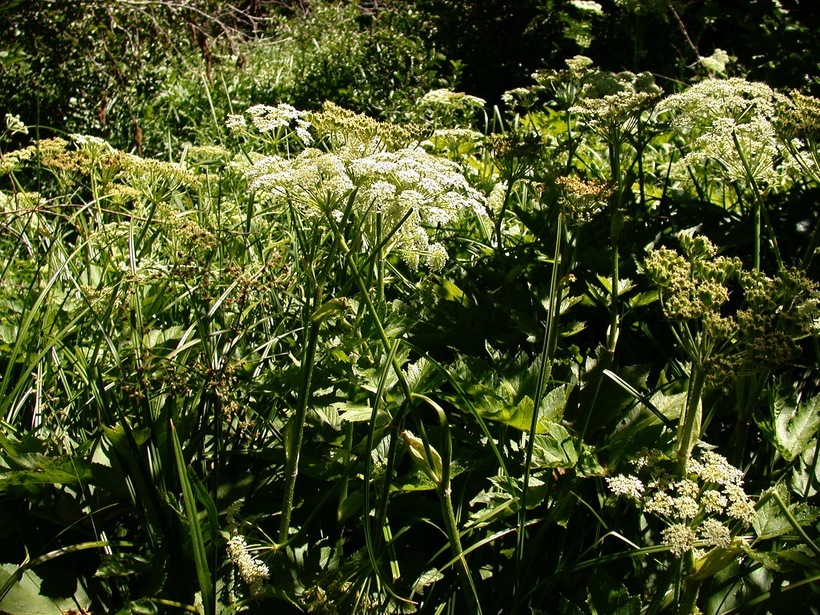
[494,179,515,250]
[732,130,782,270]
[579,144,623,439]
[415,393,481,614]
[607,138,623,355]
[607,213,622,354]
[565,109,576,173]
[278,317,320,544]
[677,552,700,615]
[325,213,413,401]
[677,364,706,476]
[440,481,481,614]
[516,213,563,565]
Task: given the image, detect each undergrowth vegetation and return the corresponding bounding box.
[1,2,818,614]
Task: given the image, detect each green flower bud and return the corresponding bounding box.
[403,430,443,486]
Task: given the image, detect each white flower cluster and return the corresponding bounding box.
[568,70,662,138]
[246,143,486,271]
[569,0,604,15]
[420,89,486,110]
[699,49,732,76]
[605,474,645,500]
[4,113,28,135]
[246,103,313,144]
[658,78,794,187]
[226,534,269,597]
[607,448,756,557]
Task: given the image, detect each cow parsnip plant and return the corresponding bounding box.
[1,74,818,615]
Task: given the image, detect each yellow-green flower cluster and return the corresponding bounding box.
[555,175,611,224]
[643,233,817,386]
[309,102,426,152]
[642,235,741,324]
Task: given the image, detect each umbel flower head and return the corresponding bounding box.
[658,78,795,188]
[529,57,661,130]
[242,104,487,271]
[607,448,757,557]
[642,232,741,324]
[555,175,611,224]
[568,69,662,138]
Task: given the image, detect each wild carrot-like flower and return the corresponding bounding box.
[608,448,756,557]
[555,175,611,224]
[4,113,28,136]
[245,127,486,271]
[658,78,794,188]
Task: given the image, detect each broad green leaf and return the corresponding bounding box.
[142,325,184,349]
[759,393,820,462]
[531,423,578,469]
[332,402,387,424]
[0,564,91,615]
[469,384,570,433]
[0,456,93,488]
[411,569,444,595]
[337,491,363,523]
[311,297,349,323]
[586,571,640,615]
[434,277,467,303]
[102,424,152,451]
[576,443,605,477]
[753,484,820,540]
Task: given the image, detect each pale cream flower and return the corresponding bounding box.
[226,535,269,596]
[606,474,645,500]
[698,518,731,548]
[701,489,728,514]
[662,524,697,556]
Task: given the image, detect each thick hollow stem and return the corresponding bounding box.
[677,365,706,476]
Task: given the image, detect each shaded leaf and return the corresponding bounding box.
[753,484,820,540]
[95,553,152,578]
[531,423,578,469]
[0,564,90,615]
[758,393,820,462]
[587,571,640,615]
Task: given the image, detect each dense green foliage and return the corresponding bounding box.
[1,2,818,614]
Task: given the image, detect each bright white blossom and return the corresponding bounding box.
[245,103,313,144]
[609,448,757,558]
[4,113,28,135]
[606,474,645,499]
[245,137,486,270]
[699,49,732,76]
[570,0,604,14]
[659,78,794,187]
[420,89,486,110]
[226,534,269,596]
